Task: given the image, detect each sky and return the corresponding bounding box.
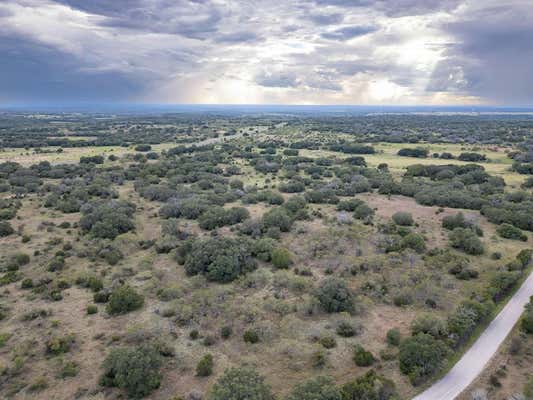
[0,0,531,106]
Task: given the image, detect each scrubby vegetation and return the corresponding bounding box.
[1,111,533,399]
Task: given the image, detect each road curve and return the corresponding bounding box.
[413,270,533,400]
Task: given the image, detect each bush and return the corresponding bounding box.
[196,353,214,377]
[341,370,398,400]
[80,200,135,239]
[46,335,75,355]
[243,329,260,344]
[287,376,341,400]
[315,277,356,314]
[336,321,357,337]
[401,233,426,253]
[386,329,401,346]
[271,247,292,269]
[353,344,375,367]
[521,297,533,334]
[0,221,14,237]
[184,237,256,283]
[220,325,233,339]
[106,285,144,315]
[399,333,448,384]
[392,212,414,226]
[496,223,528,241]
[320,336,337,349]
[262,207,293,232]
[411,315,447,339]
[353,204,374,221]
[449,228,484,255]
[101,345,162,398]
[209,367,274,400]
[87,304,98,315]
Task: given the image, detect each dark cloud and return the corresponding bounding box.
[428,4,533,104]
[321,25,377,41]
[55,0,223,39]
[0,32,147,103]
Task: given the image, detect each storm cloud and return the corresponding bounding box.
[0,0,530,105]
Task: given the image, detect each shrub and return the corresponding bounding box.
[0,221,14,237]
[262,207,293,232]
[209,367,274,400]
[21,278,34,289]
[287,376,341,400]
[196,353,214,377]
[336,321,357,337]
[392,212,414,226]
[353,204,374,221]
[353,345,375,367]
[243,329,260,344]
[220,325,233,339]
[386,329,401,346]
[521,297,533,334]
[341,370,398,400]
[271,247,292,269]
[449,228,484,255]
[320,336,337,349]
[87,304,98,315]
[496,223,528,241]
[79,200,135,239]
[315,277,356,314]
[101,345,162,398]
[411,315,447,339]
[401,233,426,253]
[106,285,144,315]
[399,333,448,384]
[46,335,75,355]
[184,237,256,283]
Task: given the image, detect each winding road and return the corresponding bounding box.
[413,270,533,400]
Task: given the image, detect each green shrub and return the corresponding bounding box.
[319,336,337,349]
[497,223,528,241]
[449,228,484,255]
[46,335,75,355]
[386,329,401,346]
[522,297,533,334]
[399,333,448,384]
[0,221,14,237]
[106,285,144,315]
[262,207,293,232]
[353,344,375,367]
[87,304,98,315]
[315,277,356,314]
[400,233,426,253]
[100,344,162,398]
[220,325,233,339]
[21,278,34,289]
[243,329,260,344]
[184,237,256,283]
[209,367,274,400]
[271,247,292,269]
[336,321,357,337]
[392,212,414,226]
[196,353,214,377]
[341,370,398,400]
[287,376,341,400]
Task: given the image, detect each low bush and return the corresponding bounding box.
[100,344,162,398]
[106,285,144,315]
